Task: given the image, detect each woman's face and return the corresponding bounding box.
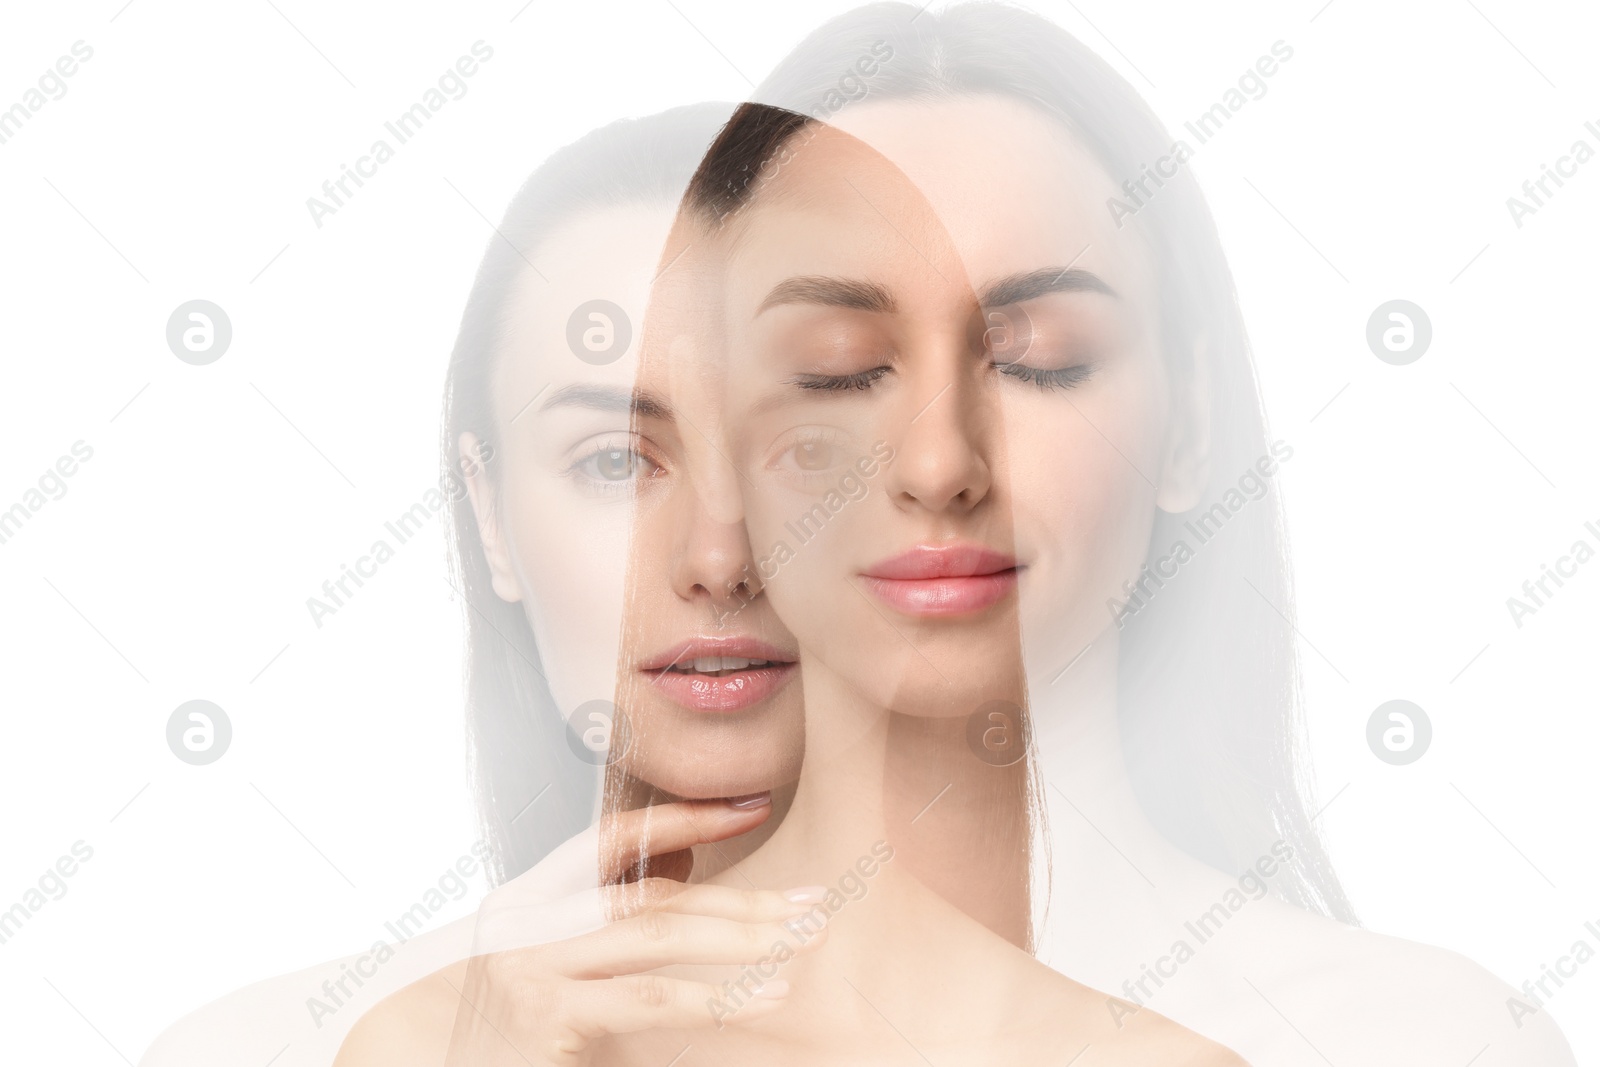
[465,202,804,798]
[719,96,1206,717]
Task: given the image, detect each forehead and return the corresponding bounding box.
[718,123,971,311]
[492,201,678,414]
[732,95,1157,308]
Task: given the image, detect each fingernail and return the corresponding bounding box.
[754,979,790,999]
[783,886,828,903]
[727,792,771,809]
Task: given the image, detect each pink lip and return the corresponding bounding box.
[859,544,1020,617]
[639,636,798,714]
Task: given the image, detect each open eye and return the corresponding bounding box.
[791,440,837,470]
[766,426,858,487]
[568,436,664,493]
[584,447,645,480]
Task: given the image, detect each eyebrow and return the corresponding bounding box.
[538,383,673,421]
[979,267,1118,306]
[753,267,1114,319]
[756,275,897,315]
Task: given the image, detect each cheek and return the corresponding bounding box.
[1003,371,1168,647]
[744,499,821,624]
[503,474,633,714]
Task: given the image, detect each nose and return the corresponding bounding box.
[669,494,760,612]
[884,367,994,515]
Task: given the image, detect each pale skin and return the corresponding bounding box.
[459,202,807,804]
[693,93,1574,1066]
[326,95,1575,1066]
[333,103,1226,1067]
[328,196,851,1066]
[331,137,1228,1066]
[141,199,816,1067]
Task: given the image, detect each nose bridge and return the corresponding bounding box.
[886,328,994,513]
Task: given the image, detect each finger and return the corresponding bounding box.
[604,879,828,925]
[471,889,608,955]
[560,972,789,1041]
[599,796,773,882]
[543,909,828,979]
[629,846,692,885]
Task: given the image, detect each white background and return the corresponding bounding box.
[0,0,1595,1061]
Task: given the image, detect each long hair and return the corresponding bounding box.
[441,104,733,886]
[699,1,1354,922]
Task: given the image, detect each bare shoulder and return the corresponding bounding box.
[1012,957,1249,1065]
[333,959,471,1067]
[139,917,480,1067]
[1102,993,1250,1065]
[1234,896,1578,1065]
[1101,1001,1250,1065]
[139,952,367,1067]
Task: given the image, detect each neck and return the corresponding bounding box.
[740,657,1034,945]
[1026,633,1162,848]
[1024,631,1205,962]
[754,663,897,883]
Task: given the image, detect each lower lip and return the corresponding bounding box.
[646,662,798,713]
[859,569,1019,617]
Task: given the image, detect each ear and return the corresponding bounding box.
[1154,337,1212,514]
[460,430,523,603]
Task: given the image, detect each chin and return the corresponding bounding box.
[632,755,786,801]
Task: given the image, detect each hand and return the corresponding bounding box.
[441,795,823,1065]
[444,877,825,1065]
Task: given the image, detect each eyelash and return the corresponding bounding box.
[792,366,892,391]
[566,437,665,496]
[993,361,1097,391]
[790,361,1096,394]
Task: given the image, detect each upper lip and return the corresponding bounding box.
[861,543,1018,580]
[637,635,797,672]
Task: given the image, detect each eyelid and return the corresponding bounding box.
[564,429,644,462]
[992,361,1098,390]
[788,365,893,391]
[564,432,668,476]
[766,424,850,463]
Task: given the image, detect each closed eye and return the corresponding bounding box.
[788,366,893,392]
[994,362,1097,391]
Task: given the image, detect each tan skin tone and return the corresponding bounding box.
[595,113,1238,1065]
